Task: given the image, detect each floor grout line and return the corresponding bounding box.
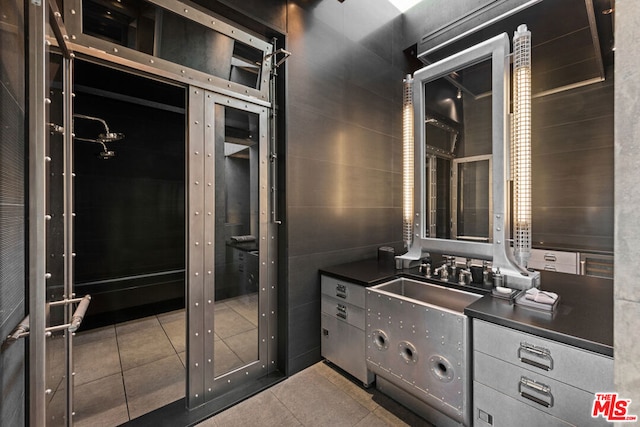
[113,323,132,422]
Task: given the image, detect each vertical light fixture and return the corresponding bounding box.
[403,75,414,249]
[512,24,532,267]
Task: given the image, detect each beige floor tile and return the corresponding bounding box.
[214,306,256,339]
[157,309,185,325]
[123,354,185,420]
[355,412,395,427]
[74,333,121,386]
[271,364,369,426]
[75,325,116,344]
[223,328,258,364]
[224,293,259,326]
[314,362,379,412]
[211,390,301,427]
[371,396,433,427]
[213,340,244,377]
[160,316,186,353]
[72,373,129,427]
[116,317,176,371]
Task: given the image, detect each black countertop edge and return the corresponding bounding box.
[320,259,613,358]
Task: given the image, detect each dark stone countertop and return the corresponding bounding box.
[319,259,613,357]
[319,259,397,286]
[465,270,613,357]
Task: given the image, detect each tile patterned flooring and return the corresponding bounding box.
[55,291,431,426]
[61,293,259,426]
[197,361,433,427]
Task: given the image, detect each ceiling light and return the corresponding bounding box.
[388,0,421,13]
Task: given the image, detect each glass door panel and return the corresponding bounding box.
[187,89,274,407]
[213,105,260,378]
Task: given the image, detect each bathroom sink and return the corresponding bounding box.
[366,277,482,425]
[370,278,481,313]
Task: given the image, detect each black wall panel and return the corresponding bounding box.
[285,0,406,374]
[0,0,26,423]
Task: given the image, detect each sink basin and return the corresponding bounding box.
[370,278,481,313]
[366,277,482,425]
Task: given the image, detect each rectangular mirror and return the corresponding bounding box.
[411,33,510,262]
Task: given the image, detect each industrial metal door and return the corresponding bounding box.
[26,2,91,425]
[186,89,278,407]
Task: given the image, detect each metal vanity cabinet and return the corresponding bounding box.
[527,249,579,274]
[472,319,613,426]
[320,275,374,386]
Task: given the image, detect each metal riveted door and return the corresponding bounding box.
[186,89,277,407]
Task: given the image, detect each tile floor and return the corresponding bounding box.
[56,293,259,426]
[197,361,434,427]
[52,291,432,427]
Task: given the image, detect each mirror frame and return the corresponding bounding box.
[411,32,519,273]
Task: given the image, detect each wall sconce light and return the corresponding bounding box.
[512,24,532,268]
[403,75,414,249]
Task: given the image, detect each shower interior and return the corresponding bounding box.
[72,60,187,327]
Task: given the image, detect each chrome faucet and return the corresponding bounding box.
[420,263,432,278]
[458,269,472,286]
[434,264,449,281]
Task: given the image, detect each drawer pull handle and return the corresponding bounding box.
[336,284,347,299]
[543,265,557,271]
[543,254,557,262]
[518,342,554,371]
[336,304,347,319]
[519,376,554,408]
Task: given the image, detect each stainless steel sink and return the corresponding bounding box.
[371,277,481,313]
[366,278,482,426]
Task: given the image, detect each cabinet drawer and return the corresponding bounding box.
[530,249,578,265]
[527,260,577,274]
[321,294,365,329]
[474,351,606,426]
[321,275,365,308]
[474,381,573,427]
[321,313,374,386]
[473,320,613,392]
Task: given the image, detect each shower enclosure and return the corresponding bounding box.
[27,0,280,424]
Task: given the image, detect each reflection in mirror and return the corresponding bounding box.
[214,106,259,378]
[452,157,491,242]
[422,57,492,242]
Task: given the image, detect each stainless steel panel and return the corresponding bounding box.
[579,252,613,279]
[474,381,572,427]
[28,0,49,423]
[63,0,273,106]
[474,351,607,426]
[366,283,475,425]
[321,313,373,386]
[473,320,613,392]
[187,86,206,408]
[370,278,481,314]
[320,295,365,329]
[320,276,365,308]
[529,249,576,265]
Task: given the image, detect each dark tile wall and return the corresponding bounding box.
[285,1,407,374]
[531,77,614,251]
[0,0,26,424]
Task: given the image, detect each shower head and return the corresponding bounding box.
[98,132,125,143]
[73,114,125,158]
[99,150,117,159]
